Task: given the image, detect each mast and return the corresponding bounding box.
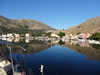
[9,46,15,75]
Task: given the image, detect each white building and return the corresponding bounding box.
[51,33,60,38]
[7,33,14,38]
[25,33,30,38]
[2,34,7,38]
[14,34,20,38]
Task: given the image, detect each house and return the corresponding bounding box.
[51,33,60,38]
[7,33,14,38]
[78,33,91,39]
[25,33,30,38]
[1,34,7,41]
[1,34,7,38]
[14,34,20,38]
[69,34,78,40]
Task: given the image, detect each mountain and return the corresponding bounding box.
[0,15,54,30]
[65,16,100,34]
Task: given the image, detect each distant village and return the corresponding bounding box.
[0,30,100,44]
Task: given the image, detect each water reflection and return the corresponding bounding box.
[63,40,100,61]
[58,40,65,45]
[0,39,100,61]
[0,39,100,75]
[9,39,100,61]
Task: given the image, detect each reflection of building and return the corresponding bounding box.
[25,38,30,43]
[1,37,7,41]
[79,42,89,47]
[1,34,7,38]
[65,40,78,45]
[7,38,14,42]
[51,40,59,44]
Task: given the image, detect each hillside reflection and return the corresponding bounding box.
[0,39,100,61]
[12,40,54,54]
[63,40,100,61]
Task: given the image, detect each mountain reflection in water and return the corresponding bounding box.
[0,40,100,75]
[5,39,99,61]
[63,41,100,61]
[1,40,100,61]
[12,40,54,54]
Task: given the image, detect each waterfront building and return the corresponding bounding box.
[14,34,20,38]
[7,33,14,38]
[51,33,60,38]
[78,33,91,39]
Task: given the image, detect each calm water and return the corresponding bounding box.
[1,40,100,75]
[7,40,100,75]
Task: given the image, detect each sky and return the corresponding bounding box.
[0,0,100,29]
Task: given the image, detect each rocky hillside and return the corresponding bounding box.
[66,16,100,34]
[0,15,54,30]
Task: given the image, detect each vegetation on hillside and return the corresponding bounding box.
[0,15,55,31]
[0,26,45,36]
[89,33,100,40]
[58,32,65,37]
[45,32,52,37]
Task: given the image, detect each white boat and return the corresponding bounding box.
[0,56,12,75]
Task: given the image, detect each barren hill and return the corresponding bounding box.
[0,15,54,30]
[65,16,100,34]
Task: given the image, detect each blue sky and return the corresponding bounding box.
[0,0,100,29]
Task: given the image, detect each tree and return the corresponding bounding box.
[76,32,81,35]
[57,32,65,37]
[45,32,51,37]
[89,32,100,40]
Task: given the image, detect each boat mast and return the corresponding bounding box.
[9,46,15,75]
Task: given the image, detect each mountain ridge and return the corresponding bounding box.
[65,16,100,34]
[0,15,55,30]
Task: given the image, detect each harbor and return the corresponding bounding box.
[0,38,100,75]
[0,0,100,74]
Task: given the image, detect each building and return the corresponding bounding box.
[78,33,91,39]
[51,33,60,38]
